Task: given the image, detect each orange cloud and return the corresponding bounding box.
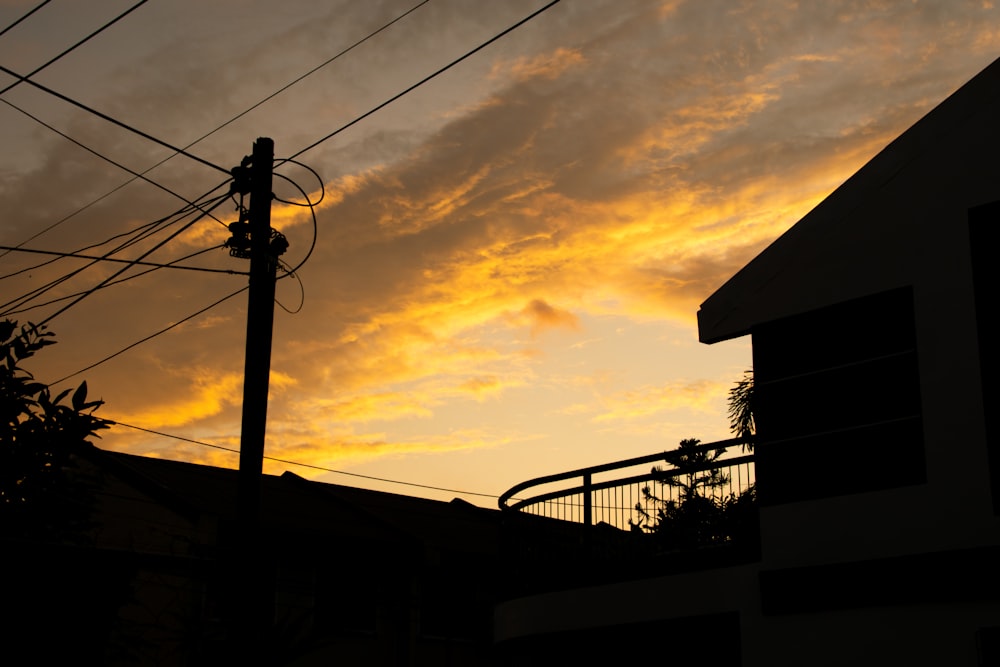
[256,426,525,475]
[499,47,586,81]
[43,0,996,490]
[515,299,580,337]
[319,391,437,423]
[113,372,244,428]
[459,376,503,399]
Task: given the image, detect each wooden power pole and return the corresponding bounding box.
[231,137,279,655]
[237,137,276,533]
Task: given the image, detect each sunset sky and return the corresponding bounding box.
[2,0,998,506]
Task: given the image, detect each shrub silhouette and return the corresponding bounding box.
[1,319,107,540]
[631,438,756,553]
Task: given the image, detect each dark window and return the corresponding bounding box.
[752,287,925,505]
[977,626,1000,667]
[969,201,1000,515]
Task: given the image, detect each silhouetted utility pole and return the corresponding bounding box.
[227,137,286,656]
[237,137,276,540]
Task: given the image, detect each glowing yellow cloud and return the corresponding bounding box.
[113,370,295,429]
[320,391,437,423]
[590,379,727,423]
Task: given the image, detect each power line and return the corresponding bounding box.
[105,420,504,500]
[2,246,228,317]
[0,168,229,266]
[272,168,320,277]
[0,0,195,262]
[1,216,164,281]
[0,0,150,98]
[181,0,433,154]
[0,98,229,226]
[0,63,230,175]
[0,191,231,316]
[14,1,563,322]
[273,159,325,207]
[0,0,52,39]
[0,2,422,260]
[274,260,305,314]
[1,208,207,281]
[287,0,563,163]
[5,1,562,505]
[0,218,168,315]
[0,244,247,275]
[19,170,313,377]
[50,285,248,386]
[37,191,232,326]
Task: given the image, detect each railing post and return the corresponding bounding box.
[583,473,592,526]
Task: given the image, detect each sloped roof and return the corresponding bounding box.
[698,55,1000,344]
[93,449,499,554]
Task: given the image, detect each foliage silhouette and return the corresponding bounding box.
[630,438,754,551]
[1,319,108,539]
[630,370,759,551]
[728,370,755,450]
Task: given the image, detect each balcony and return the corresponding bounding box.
[498,438,758,594]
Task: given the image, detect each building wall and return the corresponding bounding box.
[498,60,1000,666]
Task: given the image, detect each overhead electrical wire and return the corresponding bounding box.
[1,215,191,315]
[0,0,428,259]
[0,202,225,282]
[0,0,53,39]
[38,170,318,379]
[4,0,545,264]
[1,215,171,281]
[0,190,232,316]
[28,169,317,378]
[0,170,230,265]
[0,99,229,227]
[272,169,320,277]
[20,0,565,373]
[2,246,230,317]
[50,286,249,386]
[0,64,229,175]
[274,259,305,314]
[0,0,151,98]
[287,0,563,163]
[175,0,432,155]
[4,0,565,342]
[0,244,246,275]
[5,1,565,490]
[8,0,560,286]
[0,0,226,262]
[36,191,232,326]
[273,159,325,207]
[103,420,505,500]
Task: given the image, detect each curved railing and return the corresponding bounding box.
[499,437,754,531]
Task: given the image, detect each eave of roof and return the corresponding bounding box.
[697,55,1000,344]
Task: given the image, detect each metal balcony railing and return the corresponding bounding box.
[499,437,754,531]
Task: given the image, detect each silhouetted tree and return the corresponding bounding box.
[659,438,731,501]
[629,373,759,552]
[1,319,107,539]
[728,370,755,450]
[631,438,737,550]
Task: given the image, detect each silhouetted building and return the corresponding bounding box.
[6,448,500,666]
[495,56,1000,665]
